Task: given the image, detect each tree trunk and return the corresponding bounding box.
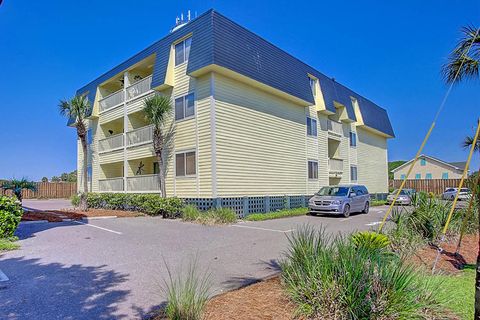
[476,192,480,319]
[153,128,166,198]
[16,190,22,204]
[79,134,89,212]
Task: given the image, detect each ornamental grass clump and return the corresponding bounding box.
[281,225,442,319]
[162,258,211,320]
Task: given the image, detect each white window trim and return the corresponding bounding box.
[174,37,192,67]
[307,160,319,180]
[349,131,357,148]
[350,165,358,182]
[306,116,318,137]
[175,149,197,178]
[174,92,196,123]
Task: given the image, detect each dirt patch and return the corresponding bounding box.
[411,234,478,273]
[22,209,144,222]
[203,277,297,320]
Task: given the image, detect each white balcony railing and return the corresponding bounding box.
[126,125,153,146]
[327,120,343,136]
[99,133,124,152]
[127,174,160,191]
[126,75,152,100]
[328,158,344,172]
[99,177,124,192]
[99,90,124,113]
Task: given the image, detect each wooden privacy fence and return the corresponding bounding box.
[0,182,77,199]
[389,179,463,194]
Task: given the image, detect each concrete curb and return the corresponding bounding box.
[20,220,49,225]
[81,216,118,221]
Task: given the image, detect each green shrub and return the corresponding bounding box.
[0,196,23,238]
[83,193,184,217]
[281,225,442,319]
[182,205,201,221]
[246,207,308,221]
[70,194,80,207]
[351,231,390,251]
[162,258,211,320]
[370,200,387,206]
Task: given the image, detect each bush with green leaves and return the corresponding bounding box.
[79,193,184,218]
[281,225,442,319]
[162,258,211,320]
[0,195,23,238]
[70,194,80,207]
[351,231,390,251]
[181,205,237,224]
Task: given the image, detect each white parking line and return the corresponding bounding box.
[339,218,351,222]
[73,221,122,235]
[366,221,382,226]
[231,225,294,233]
[0,269,9,282]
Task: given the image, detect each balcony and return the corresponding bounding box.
[99,177,124,192]
[327,120,343,137]
[126,174,160,192]
[127,125,153,146]
[126,75,152,101]
[99,90,124,113]
[99,133,124,153]
[328,158,343,176]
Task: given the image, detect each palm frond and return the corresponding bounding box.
[143,95,173,128]
[58,95,91,124]
[463,135,480,151]
[442,25,480,84]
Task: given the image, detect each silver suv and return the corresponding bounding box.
[308,185,370,218]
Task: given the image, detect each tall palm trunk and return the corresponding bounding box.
[77,123,89,211]
[153,127,166,198]
[476,182,480,319]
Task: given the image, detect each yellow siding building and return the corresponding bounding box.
[71,10,394,207]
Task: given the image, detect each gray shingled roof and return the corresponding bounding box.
[72,10,394,137]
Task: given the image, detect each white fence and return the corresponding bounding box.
[99,90,124,112]
[99,134,124,152]
[126,174,160,191]
[126,125,153,146]
[126,76,152,100]
[99,178,124,192]
[328,158,344,172]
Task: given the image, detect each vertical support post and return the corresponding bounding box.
[214,197,222,209]
[123,72,130,193]
[301,195,306,207]
[286,195,291,209]
[243,196,249,217]
[265,196,270,213]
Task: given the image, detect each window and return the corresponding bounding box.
[87,166,92,183]
[425,173,432,180]
[153,162,159,174]
[308,160,318,179]
[442,172,449,179]
[420,158,426,166]
[87,129,93,145]
[350,166,358,181]
[176,151,196,177]
[400,174,406,180]
[415,173,421,179]
[309,77,317,96]
[175,93,195,121]
[349,131,357,147]
[175,37,192,66]
[306,117,317,136]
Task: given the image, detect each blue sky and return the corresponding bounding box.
[0,0,478,181]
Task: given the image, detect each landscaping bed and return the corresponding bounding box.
[203,277,297,320]
[412,234,478,274]
[22,209,144,222]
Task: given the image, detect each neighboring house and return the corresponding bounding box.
[70,9,394,202]
[392,155,467,180]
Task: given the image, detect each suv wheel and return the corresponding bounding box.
[450,195,455,201]
[362,202,369,214]
[342,204,350,218]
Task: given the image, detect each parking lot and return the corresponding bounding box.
[1,206,388,319]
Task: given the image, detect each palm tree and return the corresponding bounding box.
[143,95,175,198]
[442,25,480,318]
[442,25,480,83]
[59,95,91,211]
[1,178,37,204]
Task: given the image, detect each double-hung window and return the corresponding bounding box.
[175,93,195,121]
[349,131,357,147]
[350,166,358,181]
[415,173,421,179]
[306,117,317,136]
[175,37,192,66]
[442,172,449,179]
[309,77,317,96]
[176,151,196,177]
[420,158,426,166]
[308,161,318,179]
[425,173,432,179]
